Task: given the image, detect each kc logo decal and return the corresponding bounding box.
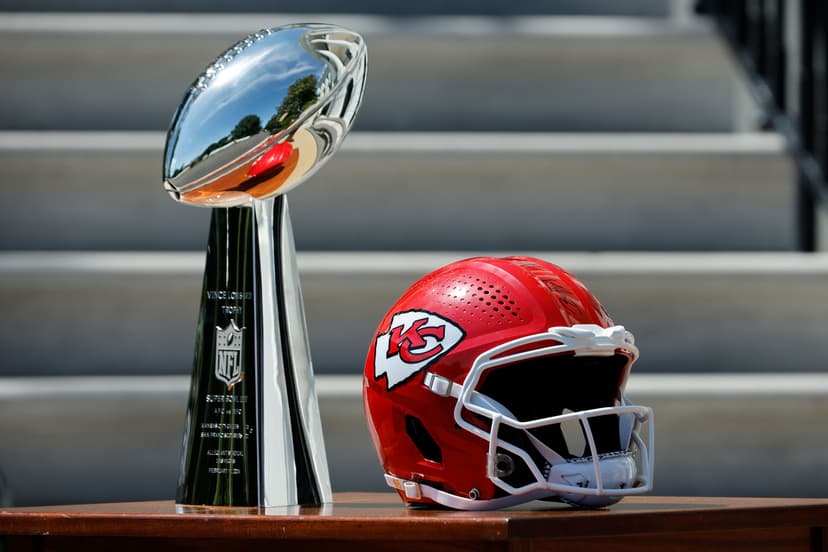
[374,310,465,390]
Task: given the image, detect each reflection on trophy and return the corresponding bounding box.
[162,24,367,508]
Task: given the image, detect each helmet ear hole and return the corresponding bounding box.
[405,415,443,463]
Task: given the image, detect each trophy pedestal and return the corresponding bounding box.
[176,196,331,508]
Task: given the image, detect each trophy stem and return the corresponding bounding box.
[253,195,332,507]
[176,197,331,508]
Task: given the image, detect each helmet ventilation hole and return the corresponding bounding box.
[435,277,526,325]
[405,415,442,463]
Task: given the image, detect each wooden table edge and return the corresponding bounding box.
[0,494,826,543]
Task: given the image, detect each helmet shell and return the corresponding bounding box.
[363,256,623,506]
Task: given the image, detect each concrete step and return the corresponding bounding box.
[0,132,796,251]
[0,14,757,132]
[0,1,686,17]
[2,251,828,377]
[1,373,826,506]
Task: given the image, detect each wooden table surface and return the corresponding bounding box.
[1,492,827,551]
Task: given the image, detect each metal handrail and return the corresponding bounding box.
[699,0,828,251]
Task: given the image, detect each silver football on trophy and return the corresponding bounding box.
[163,24,367,207]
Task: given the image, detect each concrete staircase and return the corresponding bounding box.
[1,2,827,506]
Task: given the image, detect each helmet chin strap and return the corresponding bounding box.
[545,454,638,496]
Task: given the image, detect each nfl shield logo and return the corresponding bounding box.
[215,320,244,389]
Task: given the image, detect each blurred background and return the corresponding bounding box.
[1,0,827,506]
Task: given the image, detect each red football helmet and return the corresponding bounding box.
[363,256,653,510]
